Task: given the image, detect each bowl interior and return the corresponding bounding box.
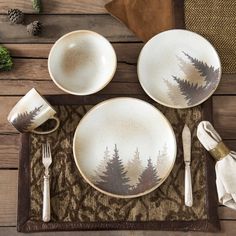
[138,30,221,108]
[49,31,116,95]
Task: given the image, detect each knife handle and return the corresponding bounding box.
[185,162,193,207]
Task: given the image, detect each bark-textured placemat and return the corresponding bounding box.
[17,95,219,232]
[185,0,236,73]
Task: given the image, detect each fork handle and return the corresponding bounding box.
[43,175,50,222]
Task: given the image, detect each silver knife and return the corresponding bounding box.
[182,124,193,207]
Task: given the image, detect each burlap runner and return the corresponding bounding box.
[185,0,236,73]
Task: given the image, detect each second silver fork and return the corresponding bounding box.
[42,142,52,222]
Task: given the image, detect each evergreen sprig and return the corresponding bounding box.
[0,46,13,71]
[32,0,42,13]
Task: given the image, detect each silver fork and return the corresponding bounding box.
[42,142,52,222]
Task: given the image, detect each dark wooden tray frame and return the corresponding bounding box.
[17,94,220,233]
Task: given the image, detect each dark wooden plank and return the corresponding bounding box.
[3,43,143,62]
[0,81,143,95]
[213,96,236,139]
[0,134,19,168]
[0,0,109,14]
[215,74,236,95]
[0,60,138,82]
[0,15,137,43]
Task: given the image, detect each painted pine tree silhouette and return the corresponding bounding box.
[132,158,161,194]
[126,148,143,185]
[12,105,43,132]
[183,52,220,86]
[164,79,186,106]
[95,146,110,180]
[95,144,131,195]
[165,51,220,106]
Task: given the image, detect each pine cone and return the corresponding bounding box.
[27,21,42,36]
[32,0,42,13]
[8,9,24,24]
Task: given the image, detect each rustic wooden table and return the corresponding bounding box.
[0,1,236,235]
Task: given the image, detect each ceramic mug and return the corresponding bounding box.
[7,88,60,134]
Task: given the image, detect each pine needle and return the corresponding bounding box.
[0,46,13,72]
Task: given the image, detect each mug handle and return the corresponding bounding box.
[31,116,60,135]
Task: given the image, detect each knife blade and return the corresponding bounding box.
[182,124,193,207]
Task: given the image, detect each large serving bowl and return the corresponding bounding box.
[137,29,221,108]
[48,30,117,95]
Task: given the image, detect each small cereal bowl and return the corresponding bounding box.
[48,30,117,95]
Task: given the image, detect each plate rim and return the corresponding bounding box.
[73,97,177,198]
[137,29,222,109]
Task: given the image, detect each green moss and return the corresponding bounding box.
[0,46,13,71]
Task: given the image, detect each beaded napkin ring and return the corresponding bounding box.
[209,142,230,161]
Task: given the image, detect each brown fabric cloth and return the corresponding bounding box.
[105,0,183,42]
[17,95,219,232]
[185,0,236,73]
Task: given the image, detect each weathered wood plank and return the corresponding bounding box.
[0,135,19,168]
[0,219,236,234]
[0,97,20,133]
[1,224,236,236]
[0,74,234,95]
[0,81,143,96]
[3,43,143,62]
[213,96,236,139]
[218,206,236,220]
[0,170,17,226]
[0,0,110,14]
[0,60,138,82]
[0,15,137,43]
[215,74,236,95]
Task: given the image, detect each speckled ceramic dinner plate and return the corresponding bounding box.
[138,29,221,108]
[73,98,176,198]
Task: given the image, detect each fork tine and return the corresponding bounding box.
[42,144,45,160]
[46,141,51,159]
[48,142,51,159]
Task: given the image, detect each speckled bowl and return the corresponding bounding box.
[48,30,117,95]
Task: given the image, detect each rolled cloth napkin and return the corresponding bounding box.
[197,121,236,210]
[105,0,183,42]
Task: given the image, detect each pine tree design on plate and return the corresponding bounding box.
[95,144,131,195]
[131,158,161,195]
[12,105,43,132]
[165,51,220,106]
[126,148,143,186]
[93,146,110,182]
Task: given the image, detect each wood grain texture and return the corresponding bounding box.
[1,223,236,236]
[3,43,143,62]
[0,15,137,43]
[0,135,19,168]
[215,74,236,94]
[213,96,236,139]
[0,0,110,14]
[0,60,137,82]
[0,76,233,95]
[0,170,17,226]
[0,81,143,95]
